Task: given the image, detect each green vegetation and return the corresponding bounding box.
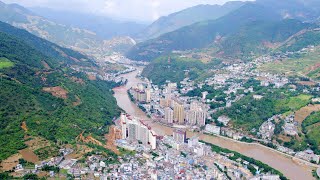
[0,57,14,69]
[41,165,60,173]
[180,152,187,157]
[119,147,136,156]
[0,172,15,179]
[312,169,320,179]
[0,3,103,56]
[23,173,40,180]
[212,88,311,131]
[280,30,320,52]
[0,22,120,161]
[141,56,222,85]
[150,152,159,157]
[19,158,35,168]
[302,111,320,154]
[202,141,287,180]
[34,145,60,160]
[260,48,320,79]
[127,1,311,62]
[0,21,92,68]
[220,19,311,59]
[163,143,172,149]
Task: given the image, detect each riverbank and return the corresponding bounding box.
[113,68,316,180]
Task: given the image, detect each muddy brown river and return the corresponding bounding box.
[113,67,316,180]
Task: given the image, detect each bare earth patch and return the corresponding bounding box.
[21,121,28,132]
[73,95,82,106]
[104,126,121,155]
[41,60,51,70]
[87,74,96,81]
[308,62,320,72]
[66,145,93,160]
[0,154,22,171]
[43,86,68,99]
[294,104,320,124]
[70,76,85,85]
[24,137,51,151]
[19,149,39,163]
[297,81,316,86]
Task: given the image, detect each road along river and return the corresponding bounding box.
[112,68,316,180]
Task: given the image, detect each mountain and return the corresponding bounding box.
[127,0,318,61]
[0,1,103,54]
[136,1,245,40]
[0,21,90,67]
[0,22,120,161]
[255,0,320,21]
[30,7,147,40]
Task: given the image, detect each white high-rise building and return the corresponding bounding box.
[146,88,151,103]
[149,130,157,149]
[120,114,157,149]
[173,129,186,144]
[121,113,127,139]
[186,102,206,126]
[127,121,139,140]
[164,107,174,124]
[173,100,185,124]
[138,125,149,145]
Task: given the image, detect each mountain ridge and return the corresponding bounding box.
[136,1,245,41]
[127,0,319,61]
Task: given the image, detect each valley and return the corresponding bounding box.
[0,0,320,179]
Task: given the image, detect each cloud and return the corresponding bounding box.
[2,0,251,21]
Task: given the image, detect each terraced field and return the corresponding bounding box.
[259,48,320,81]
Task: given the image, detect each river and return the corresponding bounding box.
[112,67,316,180]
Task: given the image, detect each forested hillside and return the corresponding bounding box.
[0,22,120,161]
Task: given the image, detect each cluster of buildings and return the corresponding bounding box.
[295,150,320,164]
[131,82,209,129]
[258,116,277,141]
[282,114,299,136]
[162,99,207,127]
[129,83,151,103]
[119,113,157,150]
[112,126,281,179]
[70,64,131,84]
[14,148,74,178]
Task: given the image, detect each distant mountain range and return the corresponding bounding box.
[0,1,139,56]
[30,7,147,40]
[136,1,245,41]
[127,0,320,61]
[0,1,103,52]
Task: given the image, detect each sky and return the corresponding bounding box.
[2,0,251,22]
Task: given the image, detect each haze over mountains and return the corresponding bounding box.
[30,7,147,39]
[136,1,245,40]
[127,0,320,61]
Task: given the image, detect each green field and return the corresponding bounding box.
[0,57,14,69]
[276,94,312,111]
[302,112,320,154]
[259,49,320,79]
